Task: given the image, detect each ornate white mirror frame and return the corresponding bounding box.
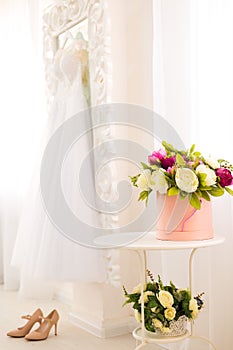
[42,0,118,234]
[43,0,112,109]
[42,0,119,287]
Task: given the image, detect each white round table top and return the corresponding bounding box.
[93,232,225,250]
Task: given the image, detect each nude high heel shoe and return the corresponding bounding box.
[25,309,59,341]
[7,308,43,338]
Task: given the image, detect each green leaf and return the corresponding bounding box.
[193,151,201,157]
[150,164,160,170]
[129,175,140,187]
[147,300,158,308]
[176,153,186,166]
[192,159,200,168]
[198,173,207,180]
[164,175,175,185]
[225,187,233,196]
[146,323,155,332]
[198,173,207,186]
[189,193,201,210]
[200,190,211,201]
[122,299,131,307]
[179,191,188,199]
[138,191,149,202]
[173,291,182,302]
[146,283,155,291]
[207,187,224,197]
[156,313,165,322]
[167,186,179,196]
[133,302,140,310]
[198,186,212,191]
[162,141,177,153]
[169,280,177,291]
[158,275,164,289]
[189,144,196,154]
[195,189,202,197]
[141,162,151,170]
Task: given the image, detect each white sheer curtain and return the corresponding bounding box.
[153,0,233,349]
[191,2,233,348]
[0,0,47,290]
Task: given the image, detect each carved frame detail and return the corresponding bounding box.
[43,0,111,108]
[42,0,119,284]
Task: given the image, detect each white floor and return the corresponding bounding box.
[0,286,135,350]
[0,286,212,350]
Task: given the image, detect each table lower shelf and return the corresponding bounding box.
[132,327,190,344]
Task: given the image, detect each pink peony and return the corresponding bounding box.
[216,168,233,187]
[160,156,176,170]
[148,148,166,165]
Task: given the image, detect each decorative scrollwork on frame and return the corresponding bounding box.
[88,1,117,233]
[43,0,90,106]
[88,0,112,106]
[43,0,112,108]
[43,1,119,284]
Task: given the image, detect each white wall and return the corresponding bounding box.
[109,0,153,108]
[70,0,154,338]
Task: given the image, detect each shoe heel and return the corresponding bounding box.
[25,309,59,341]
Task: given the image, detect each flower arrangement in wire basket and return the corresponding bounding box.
[123,270,204,336]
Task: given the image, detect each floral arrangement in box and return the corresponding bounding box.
[130,141,233,209]
[123,271,204,336]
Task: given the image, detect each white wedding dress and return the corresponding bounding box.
[12,37,107,298]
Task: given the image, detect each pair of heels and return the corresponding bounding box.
[7,308,59,341]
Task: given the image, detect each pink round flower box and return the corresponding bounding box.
[156,195,214,241]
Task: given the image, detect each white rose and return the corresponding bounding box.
[132,283,147,294]
[139,291,154,304]
[175,168,199,193]
[196,164,217,186]
[152,318,163,329]
[205,156,220,169]
[164,307,176,321]
[161,326,171,334]
[136,169,151,191]
[157,290,174,308]
[134,310,141,323]
[189,298,199,319]
[150,170,169,194]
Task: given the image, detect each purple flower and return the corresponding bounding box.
[148,148,166,165]
[160,156,176,170]
[216,168,233,187]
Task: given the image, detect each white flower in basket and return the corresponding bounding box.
[123,271,204,337]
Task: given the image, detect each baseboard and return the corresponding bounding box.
[69,311,136,338]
